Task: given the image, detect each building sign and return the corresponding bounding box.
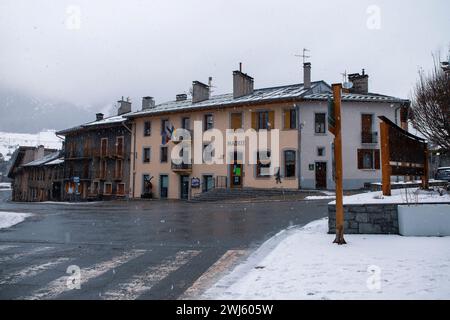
[73,177,80,183]
[191,177,200,188]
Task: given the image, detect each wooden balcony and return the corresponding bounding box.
[171,162,192,173]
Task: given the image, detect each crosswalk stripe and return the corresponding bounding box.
[0,246,53,263]
[0,257,72,285]
[20,249,146,300]
[180,249,247,300]
[101,250,200,300]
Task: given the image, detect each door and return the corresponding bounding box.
[230,152,243,188]
[52,182,61,201]
[160,175,168,199]
[180,175,189,200]
[315,162,327,189]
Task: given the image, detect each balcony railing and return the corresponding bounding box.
[361,131,378,144]
[171,162,192,172]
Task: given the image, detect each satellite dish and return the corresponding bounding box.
[343,82,353,89]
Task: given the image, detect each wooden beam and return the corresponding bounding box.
[380,121,391,196]
[422,145,429,189]
[332,83,346,245]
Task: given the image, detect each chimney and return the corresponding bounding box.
[142,96,155,110]
[233,68,254,99]
[117,97,132,115]
[176,94,187,102]
[96,113,104,121]
[35,145,45,160]
[348,69,369,94]
[303,62,311,89]
[192,81,210,103]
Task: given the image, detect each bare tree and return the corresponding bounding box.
[410,57,450,150]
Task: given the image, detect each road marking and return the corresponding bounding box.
[20,249,146,300]
[0,246,54,263]
[0,257,72,285]
[0,245,18,252]
[180,249,248,300]
[102,250,200,300]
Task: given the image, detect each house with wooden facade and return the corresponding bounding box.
[56,99,132,201]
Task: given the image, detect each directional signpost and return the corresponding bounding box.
[329,84,346,245]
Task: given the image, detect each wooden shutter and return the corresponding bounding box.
[284,110,290,129]
[374,149,380,169]
[251,112,257,130]
[357,149,363,169]
[268,111,275,130]
[231,113,242,130]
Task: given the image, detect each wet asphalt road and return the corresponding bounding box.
[0,190,328,300]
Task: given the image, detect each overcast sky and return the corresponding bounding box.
[0,0,449,112]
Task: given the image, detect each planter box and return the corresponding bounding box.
[398,204,450,236]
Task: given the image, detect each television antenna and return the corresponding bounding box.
[295,48,311,64]
[341,70,353,89]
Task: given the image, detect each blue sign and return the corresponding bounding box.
[73,177,80,183]
[191,177,200,188]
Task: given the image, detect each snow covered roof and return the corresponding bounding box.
[303,92,409,104]
[127,81,331,118]
[57,112,132,135]
[45,158,64,166]
[22,151,61,167]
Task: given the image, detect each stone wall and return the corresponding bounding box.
[328,204,399,234]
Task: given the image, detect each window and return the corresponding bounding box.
[361,114,377,143]
[230,113,243,130]
[160,146,168,163]
[315,113,326,134]
[104,183,112,195]
[252,111,274,130]
[284,109,297,129]
[143,174,152,194]
[116,136,124,157]
[101,138,108,157]
[284,150,296,178]
[317,147,325,157]
[204,114,214,131]
[181,117,190,130]
[257,150,271,177]
[115,159,123,178]
[203,143,215,163]
[144,121,151,136]
[357,149,380,170]
[117,183,125,196]
[143,147,151,163]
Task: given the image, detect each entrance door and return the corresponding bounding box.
[230,152,243,188]
[180,175,189,200]
[160,175,168,199]
[52,182,62,201]
[315,162,327,189]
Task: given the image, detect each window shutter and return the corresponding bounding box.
[251,112,257,130]
[268,111,275,130]
[357,149,363,169]
[375,149,380,169]
[284,110,290,129]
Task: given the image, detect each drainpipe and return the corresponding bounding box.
[295,103,302,189]
[131,123,136,198]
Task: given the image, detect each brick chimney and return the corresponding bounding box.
[233,65,254,98]
[348,69,369,94]
[96,113,104,121]
[142,96,155,110]
[303,62,311,89]
[192,81,210,103]
[35,145,45,160]
[118,97,132,115]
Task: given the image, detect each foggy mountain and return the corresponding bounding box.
[0,87,100,133]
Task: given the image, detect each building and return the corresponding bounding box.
[7,146,63,202]
[126,64,409,200]
[56,99,132,201]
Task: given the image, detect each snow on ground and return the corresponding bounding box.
[329,188,450,205]
[203,218,450,300]
[305,195,336,200]
[0,212,32,229]
[0,130,62,161]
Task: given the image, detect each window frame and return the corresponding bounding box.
[314,113,326,134]
[143,147,151,163]
[284,150,296,178]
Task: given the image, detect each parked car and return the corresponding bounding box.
[435,167,450,182]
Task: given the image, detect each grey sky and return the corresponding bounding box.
[0,0,449,113]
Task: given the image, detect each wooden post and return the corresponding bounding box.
[422,145,429,189]
[332,83,346,245]
[380,121,391,196]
